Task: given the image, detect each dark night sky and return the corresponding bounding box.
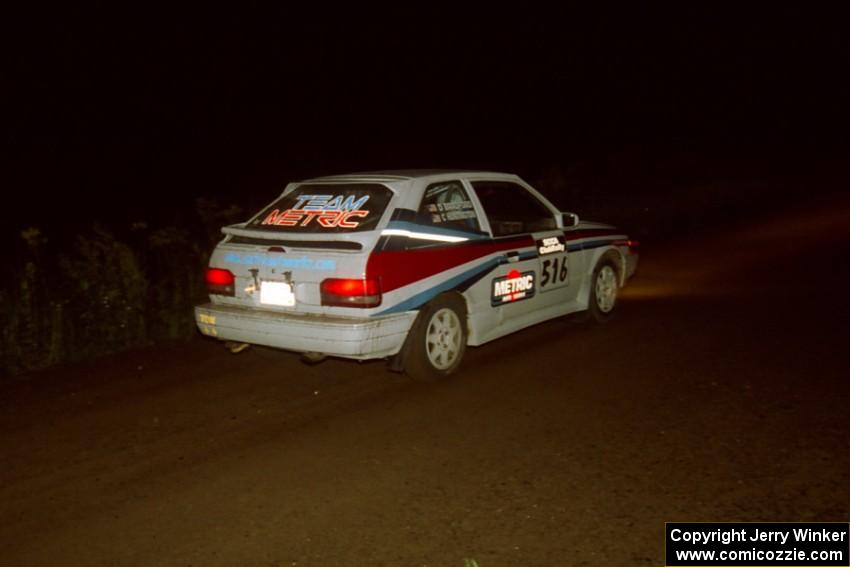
[4,6,849,229]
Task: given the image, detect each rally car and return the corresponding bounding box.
[195,170,638,380]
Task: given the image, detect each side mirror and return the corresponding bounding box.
[561,212,580,228]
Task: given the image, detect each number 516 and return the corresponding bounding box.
[541,255,569,287]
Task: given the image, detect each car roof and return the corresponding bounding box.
[300,169,519,183]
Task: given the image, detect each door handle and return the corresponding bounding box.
[505,251,520,263]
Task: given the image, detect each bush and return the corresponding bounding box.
[58,225,149,358]
[1,228,64,374]
[0,198,243,378]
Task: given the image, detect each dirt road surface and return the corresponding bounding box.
[2,198,849,566]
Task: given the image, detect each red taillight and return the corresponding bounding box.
[320,278,382,308]
[206,267,235,296]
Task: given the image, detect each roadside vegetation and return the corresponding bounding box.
[1,198,243,377]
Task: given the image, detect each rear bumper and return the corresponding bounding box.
[194,303,417,360]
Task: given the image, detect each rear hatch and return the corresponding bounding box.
[206,182,396,315]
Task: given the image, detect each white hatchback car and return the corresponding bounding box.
[195,170,638,379]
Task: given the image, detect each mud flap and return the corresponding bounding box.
[387,314,420,373]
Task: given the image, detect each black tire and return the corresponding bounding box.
[588,259,619,323]
[400,294,468,381]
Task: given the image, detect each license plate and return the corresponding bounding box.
[260,281,295,307]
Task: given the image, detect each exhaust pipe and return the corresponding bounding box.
[225,341,251,354]
[300,352,327,364]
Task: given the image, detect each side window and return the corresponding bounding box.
[471,181,556,236]
[417,181,481,233]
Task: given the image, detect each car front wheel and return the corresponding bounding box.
[401,294,468,381]
[588,260,619,323]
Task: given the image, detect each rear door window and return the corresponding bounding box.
[417,181,481,233]
[248,183,393,233]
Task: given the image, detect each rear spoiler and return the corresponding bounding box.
[221,225,365,251]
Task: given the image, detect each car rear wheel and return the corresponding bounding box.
[588,260,619,323]
[401,294,467,381]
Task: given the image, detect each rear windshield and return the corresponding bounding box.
[247,183,394,233]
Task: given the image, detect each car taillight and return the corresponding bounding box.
[206,267,235,296]
[320,278,381,308]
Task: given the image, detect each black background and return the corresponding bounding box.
[5,5,849,231]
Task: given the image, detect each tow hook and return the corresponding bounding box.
[301,352,327,364]
[225,341,251,354]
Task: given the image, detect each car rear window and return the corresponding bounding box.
[247,183,394,233]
